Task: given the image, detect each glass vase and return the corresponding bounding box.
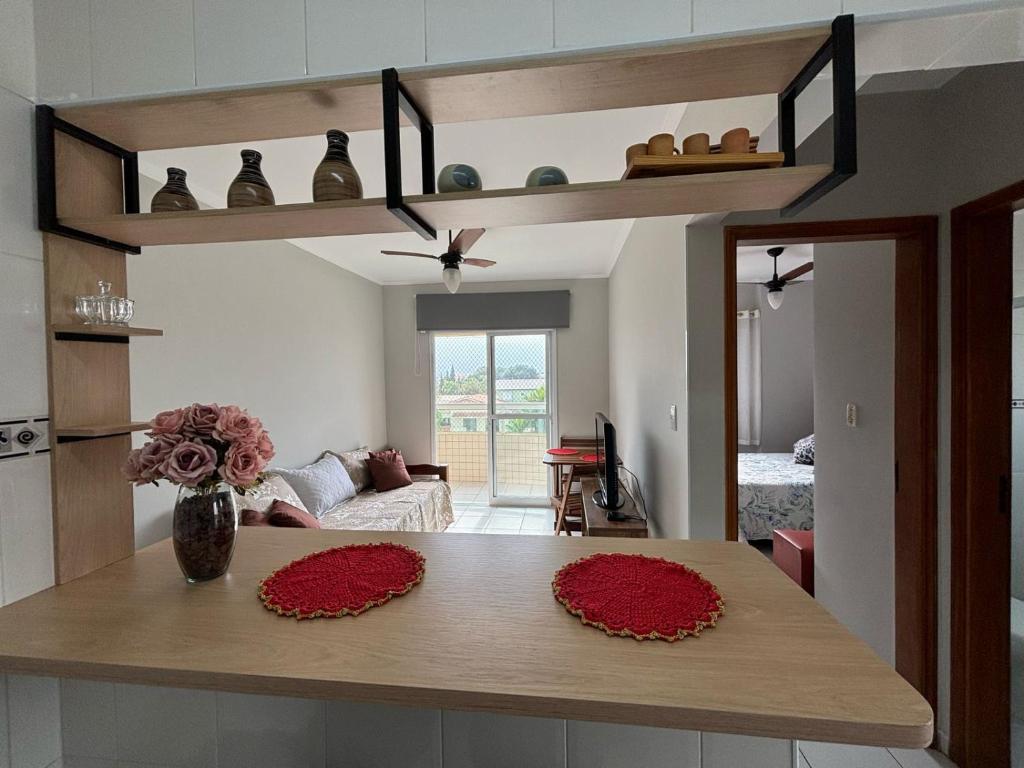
[172,482,238,582]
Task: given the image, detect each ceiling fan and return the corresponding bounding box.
[738,246,813,310]
[381,228,495,293]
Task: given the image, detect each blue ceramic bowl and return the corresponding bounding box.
[525,166,569,187]
[437,164,482,192]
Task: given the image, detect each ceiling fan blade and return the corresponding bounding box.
[380,250,438,260]
[451,228,486,254]
[779,262,814,282]
[462,258,496,268]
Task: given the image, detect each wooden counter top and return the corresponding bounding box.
[0,529,932,748]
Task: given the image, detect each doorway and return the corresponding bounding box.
[431,330,555,506]
[724,217,939,716]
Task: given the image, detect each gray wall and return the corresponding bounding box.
[813,241,896,664]
[382,279,610,465]
[608,217,689,539]
[684,62,1024,748]
[1013,210,1024,602]
[735,282,815,453]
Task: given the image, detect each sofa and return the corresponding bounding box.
[240,448,453,533]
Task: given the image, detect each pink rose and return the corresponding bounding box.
[255,430,275,461]
[215,405,263,444]
[122,448,144,484]
[183,402,221,438]
[161,440,218,487]
[220,442,265,488]
[147,408,186,437]
[136,434,181,482]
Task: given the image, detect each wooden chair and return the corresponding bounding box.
[553,436,599,535]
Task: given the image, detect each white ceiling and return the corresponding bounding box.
[736,243,814,284]
[140,103,686,285]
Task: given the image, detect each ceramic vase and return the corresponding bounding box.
[437,164,482,193]
[151,167,199,212]
[525,166,569,187]
[227,149,275,208]
[172,482,238,582]
[312,130,363,202]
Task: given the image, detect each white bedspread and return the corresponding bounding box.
[737,453,814,541]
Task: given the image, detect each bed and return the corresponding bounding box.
[737,453,814,541]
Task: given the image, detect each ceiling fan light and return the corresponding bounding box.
[442,265,462,294]
[766,287,784,310]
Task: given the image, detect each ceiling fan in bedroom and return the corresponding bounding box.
[380,228,495,293]
[739,246,814,310]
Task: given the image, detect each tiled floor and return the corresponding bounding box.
[448,481,556,535]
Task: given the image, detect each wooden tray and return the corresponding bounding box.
[622,152,786,180]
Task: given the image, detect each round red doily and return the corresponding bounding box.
[546,448,579,456]
[552,553,724,641]
[259,542,425,620]
[580,453,601,463]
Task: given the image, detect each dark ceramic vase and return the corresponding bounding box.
[172,482,238,583]
[227,149,275,208]
[151,167,198,212]
[313,130,363,202]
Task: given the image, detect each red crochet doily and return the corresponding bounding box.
[580,453,601,463]
[546,448,579,456]
[259,542,424,620]
[552,553,724,641]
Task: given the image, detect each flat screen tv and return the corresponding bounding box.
[594,412,625,516]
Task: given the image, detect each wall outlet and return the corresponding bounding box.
[669,404,678,431]
[846,402,858,427]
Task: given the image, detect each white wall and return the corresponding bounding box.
[128,183,388,548]
[813,241,896,664]
[736,282,815,454]
[382,279,609,464]
[608,216,689,538]
[1013,210,1024,602]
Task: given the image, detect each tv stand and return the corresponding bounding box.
[581,478,648,538]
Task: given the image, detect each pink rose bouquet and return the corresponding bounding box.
[122,403,274,492]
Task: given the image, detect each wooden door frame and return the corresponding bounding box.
[723,217,939,715]
[949,181,1024,768]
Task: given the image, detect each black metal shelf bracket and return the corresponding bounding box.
[35,104,142,254]
[778,14,857,217]
[382,68,437,241]
[53,331,130,344]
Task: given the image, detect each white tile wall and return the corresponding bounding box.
[0,455,54,605]
[693,0,841,36]
[325,700,440,768]
[7,676,61,768]
[0,253,47,419]
[0,87,42,263]
[566,720,700,766]
[441,711,565,768]
[90,0,195,98]
[0,675,9,768]
[60,681,116,761]
[32,0,92,102]
[194,0,306,87]
[843,0,1005,20]
[425,0,554,64]
[306,0,427,76]
[216,692,324,768]
[702,732,794,768]
[800,740,901,767]
[114,684,216,768]
[554,0,691,48]
[0,0,36,100]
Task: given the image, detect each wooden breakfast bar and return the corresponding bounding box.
[0,529,932,751]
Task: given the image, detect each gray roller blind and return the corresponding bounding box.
[416,291,570,331]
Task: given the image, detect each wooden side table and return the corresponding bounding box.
[580,478,648,537]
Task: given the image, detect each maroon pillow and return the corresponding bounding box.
[240,508,271,527]
[367,449,413,493]
[266,499,321,529]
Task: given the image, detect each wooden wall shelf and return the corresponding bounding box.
[53,27,829,151]
[52,325,163,338]
[55,421,150,439]
[59,167,831,247]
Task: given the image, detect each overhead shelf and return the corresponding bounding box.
[52,324,163,338]
[58,166,832,246]
[55,422,150,439]
[53,26,830,151]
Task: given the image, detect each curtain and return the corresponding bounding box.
[736,309,762,447]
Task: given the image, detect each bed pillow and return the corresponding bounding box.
[240,508,271,526]
[321,446,372,491]
[272,454,357,518]
[266,499,321,529]
[367,449,413,493]
[793,434,815,466]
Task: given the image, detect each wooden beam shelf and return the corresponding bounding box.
[59,166,832,247]
[55,421,150,439]
[52,324,163,338]
[53,26,830,151]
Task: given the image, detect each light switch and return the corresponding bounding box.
[846,403,858,427]
[669,404,678,431]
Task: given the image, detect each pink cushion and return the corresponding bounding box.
[266,499,321,529]
[240,508,271,527]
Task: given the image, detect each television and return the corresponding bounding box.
[594,412,625,517]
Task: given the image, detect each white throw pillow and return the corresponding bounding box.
[271,455,357,518]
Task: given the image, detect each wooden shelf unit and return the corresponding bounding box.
[51,324,163,338]
[55,422,150,440]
